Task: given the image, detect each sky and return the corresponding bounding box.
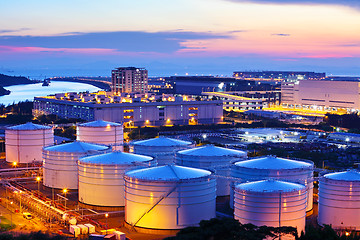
[0,0,359,77]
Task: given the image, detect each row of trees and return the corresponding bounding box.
[165,218,358,240]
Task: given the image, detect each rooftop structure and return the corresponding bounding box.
[33,92,223,126]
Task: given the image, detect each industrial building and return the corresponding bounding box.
[111,67,148,94]
[281,77,360,111]
[33,92,223,126]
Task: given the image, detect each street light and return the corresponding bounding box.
[36,177,41,194]
[10,201,13,227]
[105,213,109,235]
[63,188,68,210]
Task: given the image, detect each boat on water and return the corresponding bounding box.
[42,79,50,86]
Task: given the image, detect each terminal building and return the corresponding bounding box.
[33,92,223,127]
[233,71,326,81]
[281,77,360,111]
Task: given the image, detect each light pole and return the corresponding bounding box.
[36,177,41,194]
[63,188,68,211]
[10,201,13,227]
[105,213,109,235]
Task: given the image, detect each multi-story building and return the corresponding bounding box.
[111,67,148,94]
[33,92,223,127]
[281,77,360,111]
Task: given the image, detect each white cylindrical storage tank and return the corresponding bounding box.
[176,145,247,196]
[318,170,360,230]
[43,141,110,189]
[5,122,53,163]
[132,136,194,165]
[230,156,314,212]
[234,180,306,236]
[125,165,216,230]
[77,120,123,150]
[78,151,156,208]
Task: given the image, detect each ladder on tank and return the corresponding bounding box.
[131,183,179,229]
[131,165,181,229]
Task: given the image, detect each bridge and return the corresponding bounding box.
[49,77,112,91]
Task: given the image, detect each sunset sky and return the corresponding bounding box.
[0,0,359,77]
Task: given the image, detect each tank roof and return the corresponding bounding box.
[234,156,313,169]
[44,141,108,153]
[132,136,192,147]
[78,120,122,127]
[125,165,211,181]
[79,151,153,164]
[236,179,305,192]
[324,170,360,181]
[7,122,51,130]
[178,145,246,157]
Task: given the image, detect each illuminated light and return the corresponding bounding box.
[345,137,350,142]
[218,82,225,90]
[105,213,109,218]
[245,132,249,135]
[145,120,149,124]
[167,118,171,122]
[12,162,17,167]
[345,232,350,236]
[202,134,207,139]
[63,188,68,194]
[36,177,41,182]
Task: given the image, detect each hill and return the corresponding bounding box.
[0,86,10,96]
[0,74,33,87]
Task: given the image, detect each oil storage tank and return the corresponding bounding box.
[132,136,194,165]
[318,170,360,230]
[77,120,123,150]
[176,145,247,196]
[43,141,109,189]
[78,151,156,209]
[234,179,306,236]
[230,156,314,212]
[124,165,216,231]
[5,122,53,163]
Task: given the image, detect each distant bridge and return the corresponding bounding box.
[49,77,112,91]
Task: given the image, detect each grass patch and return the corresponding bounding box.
[0,216,16,231]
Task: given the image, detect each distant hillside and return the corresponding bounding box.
[0,74,33,87]
[0,86,10,96]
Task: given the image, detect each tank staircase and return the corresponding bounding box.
[131,165,181,229]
